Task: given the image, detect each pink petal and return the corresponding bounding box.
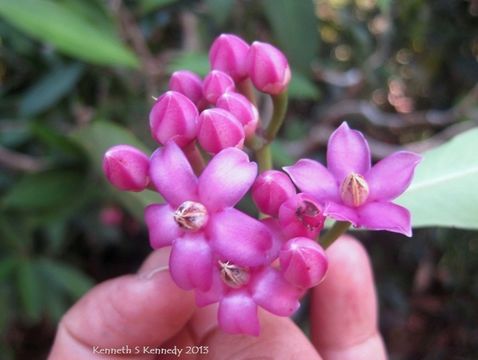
[327,122,371,182]
[208,208,272,267]
[251,268,303,316]
[324,201,360,225]
[284,159,339,202]
[198,147,257,212]
[366,151,422,201]
[150,141,198,208]
[144,204,182,249]
[195,267,226,307]
[169,233,213,291]
[261,218,287,264]
[358,201,412,237]
[218,290,259,336]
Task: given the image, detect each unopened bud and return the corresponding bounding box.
[103,145,149,192]
[149,91,199,147]
[252,170,296,217]
[219,260,250,288]
[247,41,291,95]
[197,108,245,154]
[203,70,235,104]
[280,237,328,289]
[169,70,208,110]
[209,34,250,81]
[174,201,208,231]
[216,92,259,138]
[340,173,369,207]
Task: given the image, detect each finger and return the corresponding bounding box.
[310,236,387,360]
[188,306,321,360]
[49,248,195,360]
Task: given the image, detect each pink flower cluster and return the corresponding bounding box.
[103,34,421,336]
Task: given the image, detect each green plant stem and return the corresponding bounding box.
[184,141,205,175]
[265,90,288,141]
[320,221,351,249]
[237,78,256,105]
[256,145,272,172]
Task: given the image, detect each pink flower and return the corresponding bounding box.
[252,170,296,217]
[216,92,259,138]
[168,70,208,110]
[102,145,149,191]
[149,91,199,147]
[145,141,272,291]
[247,41,291,95]
[284,122,422,236]
[202,70,235,104]
[197,108,245,154]
[209,34,250,81]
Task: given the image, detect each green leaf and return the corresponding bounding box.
[0,257,17,280]
[205,0,234,26]
[288,71,321,100]
[16,259,43,321]
[37,258,93,299]
[0,0,139,67]
[20,63,84,117]
[263,0,319,73]
[71,121,160,220]
[140,0,178,14]
[396,128,478,229]
[2,170,86,211]
[167,52,210,77]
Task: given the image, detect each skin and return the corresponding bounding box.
[49,236,387,360]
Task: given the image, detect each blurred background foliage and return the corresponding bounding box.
[0,0,477,358]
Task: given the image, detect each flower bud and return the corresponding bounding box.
[102,145,149,192]
[340,173,370,207]
[149,91,199,147]
[252,170,296,217]
[209,34,250,81]
[168,70,208,110]
[203,70,235,104]
[197,108,245,154]
[278,193,325,239]
[216,92,259,138]
[280,237,328,289]
[247,41,291,95]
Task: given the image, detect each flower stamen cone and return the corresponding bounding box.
[340,172,370,207]
[174,201,208,231]
[219,260,251,288]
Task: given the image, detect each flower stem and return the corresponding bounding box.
[184,141,206,175]
[265,90,288,141]
[256,144,273,172]
[237,78,257,105]
[320,221,351,249]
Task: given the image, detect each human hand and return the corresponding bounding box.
[49,236,387,360]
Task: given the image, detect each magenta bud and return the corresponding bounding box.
[280,237,328,289]
[149,91,199,147]
[216,92,259,138]
[168,70,208,111]
[197,108,245,154]
[252,170,296,217]
[278,193,325,239]
[209,34,250,81]
[247,41,291,95]
[203,70,235,104]
[103,145,149,192]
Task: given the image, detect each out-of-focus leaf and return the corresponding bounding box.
[271,140,295,168]
[205,0,234,26]
[140,0,178,14]
[37,258,93,299]
[16,259,42,321]
[397,128,478,229]
[263,0,319,73]
[2,170,86,211]
[20,63,84,117]
[377,0,391,12]
[167,52,210,77]
[31,122,85,158]
[0,257,17,280]
[0,0,139,67]
[71,121,160,220]
[288,71,321,100]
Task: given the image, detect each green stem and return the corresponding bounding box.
[320,221,351,249]
[256,144,272,172]
[265,90,288,141]
[184,141,206,175]
[237,78,257,105]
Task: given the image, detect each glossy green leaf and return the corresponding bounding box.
[396,128,478,229]
[263,0,319,73]
[71,121,161,220]
[0,0,139,67]
[20,63,84,116]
